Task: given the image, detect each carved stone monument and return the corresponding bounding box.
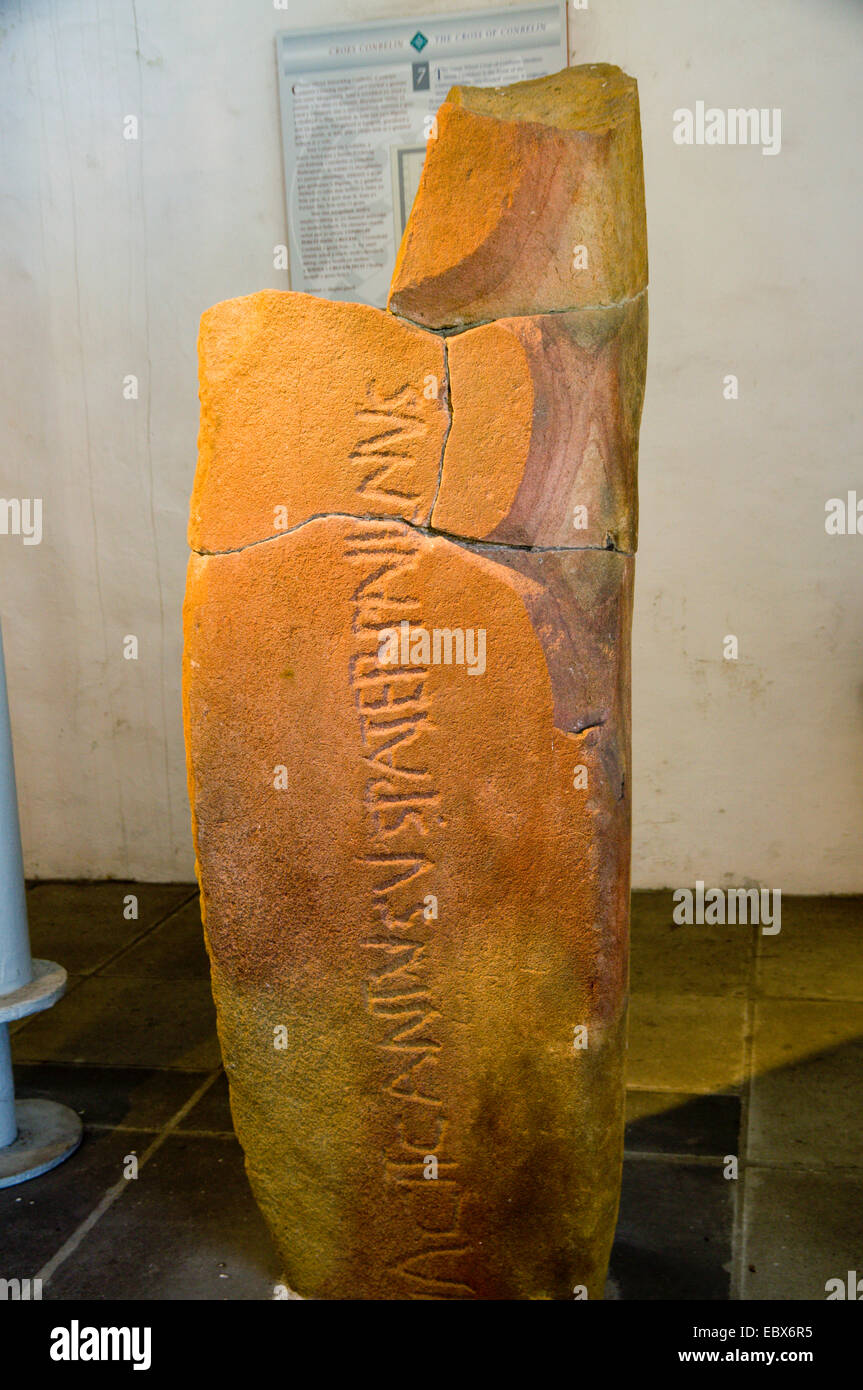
[183,63,647,1299]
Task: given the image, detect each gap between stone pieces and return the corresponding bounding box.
[388,284,648,337]
[190,513,635,560]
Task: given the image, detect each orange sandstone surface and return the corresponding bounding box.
[183,63,647,1300]
[434,297,646,549]
[191,293,448,554]
[389,64,647,327]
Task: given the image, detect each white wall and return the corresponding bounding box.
[1,0,861,890]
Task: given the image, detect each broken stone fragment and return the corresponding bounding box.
[184,516,631,1300]
[433,295,647,550]
[191,291,448,554]
[184,59,646,1300]
[389,64,648,328]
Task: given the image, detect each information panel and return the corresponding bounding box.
[277,5,567,307]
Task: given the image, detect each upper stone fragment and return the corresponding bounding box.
[388,64,647,329]
[191,291,448,553]
[432,295,646,550]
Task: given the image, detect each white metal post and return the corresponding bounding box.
[0,1024,15,1148]
[0,619,82,1185]
[0,624,33,995]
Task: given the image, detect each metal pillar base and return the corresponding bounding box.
[0,1098,82,1188]
[0,958,67,1024]
[0,957,81,1183]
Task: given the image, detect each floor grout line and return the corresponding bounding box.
[625,1083,742,1095]
[35,1067,222,1292]
[85,890,200,975]
[623,1151,729,1165]
[741,1159,863,1176]
[13,891,200,1038]
[15,1060,218,1074]
[729,921,760,1300]
[82,1123,235,1138]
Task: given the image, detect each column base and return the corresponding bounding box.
[0,1098,83,1189]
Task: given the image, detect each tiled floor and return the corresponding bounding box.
[2,884,861,1300]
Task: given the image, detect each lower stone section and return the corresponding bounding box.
[183,517,631,1299]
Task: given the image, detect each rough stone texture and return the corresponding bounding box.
[389,64,647,328]
[183,63,647,1299]
[185,519,631,1299]
[191,291,448,553]
[433,296,647,550]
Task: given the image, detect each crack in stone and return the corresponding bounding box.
[569,716,608,735]
[389,284,648,338]
[190,512,634,559]
[428,338,451,521]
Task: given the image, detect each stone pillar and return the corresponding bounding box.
[183,63,647,1300]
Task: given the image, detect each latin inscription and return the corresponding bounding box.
[346,519,475,1299]
[352,385,430,522]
